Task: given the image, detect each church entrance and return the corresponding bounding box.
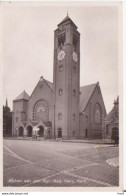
[18,126,24,136]
[38,126,44,137]
[112,127,118,140]
[27,126,32,137]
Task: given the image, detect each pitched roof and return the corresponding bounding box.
[15,90,29,101]
[58,15,77,28]
[80,83,97,112]
[44,79,53,90]
[105,105,119,123]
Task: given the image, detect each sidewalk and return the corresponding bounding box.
[62,139,115,145]
[4,136,115,145]
[106,157,119,167]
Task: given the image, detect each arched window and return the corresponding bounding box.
[59,89,63,96]
[58,113,62,120]
[86,115,88,122]
[73,114,75,120]
[16,117,19,123]
[59,65,63,72]
[94,103,102,124]
[73,33,78,49]
[58,33,65,47]
[73,64,76,73]
[73,89,76,97]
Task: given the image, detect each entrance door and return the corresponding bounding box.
[18,126,24,136]
[38,126,44,137]
[58,128,62,138]
[112,127,118,140]
[27,126,32,137]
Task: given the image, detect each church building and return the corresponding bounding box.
[12,15,106,139]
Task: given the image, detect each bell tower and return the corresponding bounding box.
[53,15,80,139]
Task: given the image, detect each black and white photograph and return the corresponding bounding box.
[1,1,123,191]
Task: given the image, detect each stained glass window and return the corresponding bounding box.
[33,99,49,121]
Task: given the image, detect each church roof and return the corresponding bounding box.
[80,83,97,112]
[58,15,77,28]
[44,79,53,90]
[15,90,29,101]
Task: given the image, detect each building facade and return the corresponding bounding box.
[12,16,106,139]
[103,97,119,140]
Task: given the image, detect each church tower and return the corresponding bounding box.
[53,15,80,139]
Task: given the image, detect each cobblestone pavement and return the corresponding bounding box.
[3,139,119,187]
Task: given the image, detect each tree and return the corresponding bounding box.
[3,100,12,136]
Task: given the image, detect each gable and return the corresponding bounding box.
[105,105,118,123]
[30,77,53,100]
[80,82,106,116]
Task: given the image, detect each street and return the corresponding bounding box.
[3,139,119,187]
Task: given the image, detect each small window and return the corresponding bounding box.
[73,89,76,97]
[73,64,76,73]
[58,113,62,120]
[16,117,19,123]
[59,65,63,72]
[59,89,63,96]
[73,114,75,120]
[86,115,88,122]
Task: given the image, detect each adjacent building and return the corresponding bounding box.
[3,99,12,136]
[104,97,119,140]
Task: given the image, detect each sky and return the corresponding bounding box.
[3,2,121,113]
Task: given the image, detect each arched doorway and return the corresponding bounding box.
[112,127,118,140]
[58,128,62,138]
[27,126,33,137]
[38,126,44,137]
[18,126,24,136]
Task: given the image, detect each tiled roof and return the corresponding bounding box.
[15,91,29,101]
[80,83,97,112]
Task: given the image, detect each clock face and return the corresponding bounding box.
[72,52,78,62]
[57,50,65,61]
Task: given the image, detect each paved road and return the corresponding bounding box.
[3,139,119,187]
